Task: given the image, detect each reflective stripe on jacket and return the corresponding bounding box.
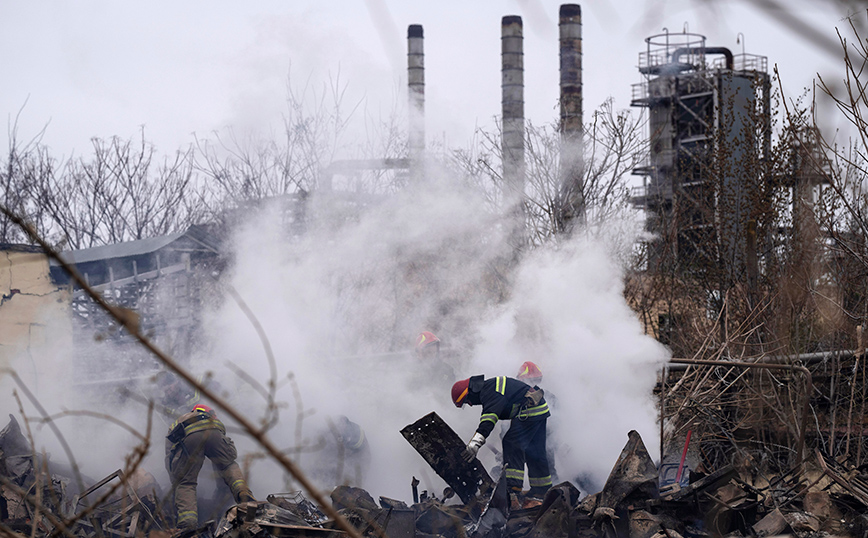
[474,376,550,438]
[166,410,226,459]
[169,410,226,437]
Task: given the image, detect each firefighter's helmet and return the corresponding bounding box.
[451,378,470,407]
[192,403,215,416]
[516,361,543,383]
[415,331,440,352]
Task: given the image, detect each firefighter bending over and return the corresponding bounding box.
[165,404,255,530]
[452,375,552,502]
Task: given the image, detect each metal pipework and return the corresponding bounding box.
[671,46,733,70]
[408,24,425,180]
[557,4,584,230]
[667,358,812,466]
[501,15,525,206]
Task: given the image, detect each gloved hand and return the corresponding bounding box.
[463,432,486,462]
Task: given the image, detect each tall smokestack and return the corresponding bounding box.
[407,24,425,182]
[501,15,525,245]
[557,4,584,232]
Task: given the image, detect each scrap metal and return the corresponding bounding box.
[400,411,493,505]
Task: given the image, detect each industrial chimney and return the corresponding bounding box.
[557,4,584,232]
[502,15,525,244]
[407,24,425,182]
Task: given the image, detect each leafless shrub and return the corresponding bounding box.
[451,98,646,247]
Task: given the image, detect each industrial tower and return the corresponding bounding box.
[631,31,771,288]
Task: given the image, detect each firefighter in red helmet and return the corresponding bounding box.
[516,361,543,386]
[415,331,441,358]
[515,361,559,484]
[415,331,455,388]
[451,375,552,501]
[515,361,558,410]
[166,404,255,529]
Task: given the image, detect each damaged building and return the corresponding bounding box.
[2,3,867,538]
[48,225,225,380]
[0,243,72,375]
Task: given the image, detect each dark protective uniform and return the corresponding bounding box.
[494,387,559,484]
[465,375,552,496]
[310,416,371,490]
[337,416,371,470]
[165,409,254,529]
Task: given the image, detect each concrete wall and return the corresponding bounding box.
[0,248,72,382]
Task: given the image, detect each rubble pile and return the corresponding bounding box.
[9,409,868,538]
[0,414,164,537]
[194,430,868,538]
[0,414,74,534]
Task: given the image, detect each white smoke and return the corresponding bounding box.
[0,167,667,509]
[196,170,668,502]
[197,173,513,501]
[473,227,669,492]
[0,303,165,494]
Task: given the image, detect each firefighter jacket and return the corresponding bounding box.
[339,418,368,452]
[465,375,550,439]
[164,409,227,467]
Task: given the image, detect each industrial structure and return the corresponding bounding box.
[630,32,771,288]
[556,4,584,232]
[7,7,868,538]
[0,6,584,377]
[49,225,223,379]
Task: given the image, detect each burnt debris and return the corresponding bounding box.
[9,409,868,538]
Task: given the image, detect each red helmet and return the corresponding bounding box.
[516,361,543,381]
[192,404,214,416]
[451,378,470,407]
[415,331,440,352]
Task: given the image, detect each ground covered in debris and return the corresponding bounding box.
[7,406,868,538]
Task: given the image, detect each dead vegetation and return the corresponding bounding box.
[2,6,868,538]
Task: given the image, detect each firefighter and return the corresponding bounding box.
[516,361,559,484]
[335,415,371,480]
[451,375,552,501]
[309,415,371,490]
[516,361,542,387]
[415,331,456,388]
[165,404,254,530]
[415,331,441,359]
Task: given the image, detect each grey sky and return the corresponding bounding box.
[0,1,850,158]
